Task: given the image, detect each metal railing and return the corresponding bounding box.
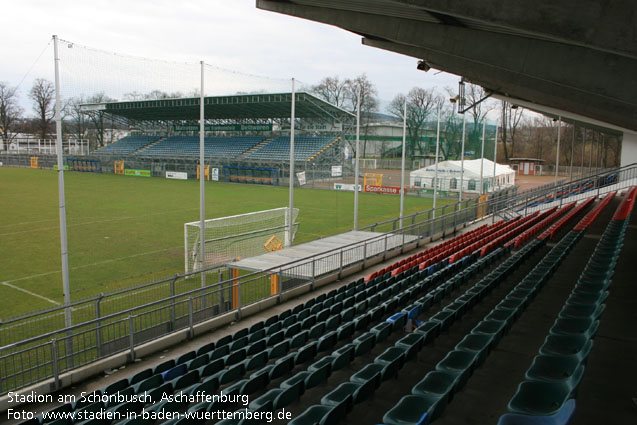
[1,164,635,395]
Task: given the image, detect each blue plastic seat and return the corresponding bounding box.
[382,394,440,425]
[497,399,576,425]
[508,381,572,416]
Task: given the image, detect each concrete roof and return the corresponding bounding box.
[257,0,637,132]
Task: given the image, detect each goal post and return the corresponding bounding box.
[184,207,299,273]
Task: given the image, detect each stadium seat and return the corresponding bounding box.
[435,350,477,388]
[249,381,303,411]
[539,335,593,362]
[197,358,225,378]
[524,355,585,393]
[507,381,572,416]
[243,351,268,372]
[294,341,318,365]
[455,334,492,366]
[497,399,576,425]
[382,394,440,425]
[133,374,163,393]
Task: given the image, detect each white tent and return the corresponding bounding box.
[410,158,515,193]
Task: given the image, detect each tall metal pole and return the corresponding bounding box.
[459,113,466,202]
[353,86,361,230]
[399,98,407,229]
[433,108,441,210]
[479,121,486,194]
[595,133,604,173]
[287,78,296,245]
[569,124,575,181]
[492,120,499,191]
[588,130,593,176]
[53,35,71,329]
[581,128,586,178]
[199,61,206,286]
[554,116,561,183]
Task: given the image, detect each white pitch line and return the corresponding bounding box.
[1,281,60,306]
[0,207,200,237]
[1,245,184,285]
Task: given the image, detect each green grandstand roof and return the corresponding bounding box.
[80,92,354,123]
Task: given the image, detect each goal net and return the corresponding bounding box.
[184,207,299,273]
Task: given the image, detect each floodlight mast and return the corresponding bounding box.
[399,97,407,229]
[287,78,296,246]
[555,116,562,183]
[54,35,74,367]
[53,35,71,328]
[433,107,441,210]
[460,112,466,202]
[353,86,361,230]
[199,61,206,287]
[480,121,486,195]
[493,120,499,190]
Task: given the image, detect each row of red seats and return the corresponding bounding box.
[478,208,560,257]
[367,222,502,281]
[511,202,575,248]
[612,186,637,221]
[446,212,540,264]
[365,217,514,281]
[538,197,596,240]
[573,191,617,230]
[415,219,517,272]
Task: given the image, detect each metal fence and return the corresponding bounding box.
[1,164,634,395]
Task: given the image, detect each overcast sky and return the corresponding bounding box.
[2,0,463,115]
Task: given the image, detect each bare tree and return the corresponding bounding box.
[84,92,113,149]
[499,100,524,161]
[0,82,23,149]
[440,104,463,160]
[311,76,347,108]
[64,96,87,143]
[343,74,378,116]
[29,78,55,140]
[343,74,378,157]
[388,87,439,158]
[464,83,495,156]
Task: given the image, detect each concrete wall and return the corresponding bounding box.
[621,132,637,168]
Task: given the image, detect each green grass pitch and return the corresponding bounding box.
[0,167,447,319]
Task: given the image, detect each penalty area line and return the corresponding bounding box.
[1,281,60,306]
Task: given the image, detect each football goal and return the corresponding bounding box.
[184,207,299,273]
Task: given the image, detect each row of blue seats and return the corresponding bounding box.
[498,196,630,425]
[95,136,159,154]
[246,137,337,161]
[286,246,516,425]
[381,219,588,425]
[137,137,264,158]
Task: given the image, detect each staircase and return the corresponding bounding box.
[134,137,165,155]
[237,138,272,159]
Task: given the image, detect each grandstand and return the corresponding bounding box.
[78,93,353,183]
[4,181,635,425]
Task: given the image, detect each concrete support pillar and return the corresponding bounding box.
[621,131,637,167]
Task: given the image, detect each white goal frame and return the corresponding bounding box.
[184,207,299,273]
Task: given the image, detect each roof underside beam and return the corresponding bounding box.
[393,0,637,59]
[256,0,637,132]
